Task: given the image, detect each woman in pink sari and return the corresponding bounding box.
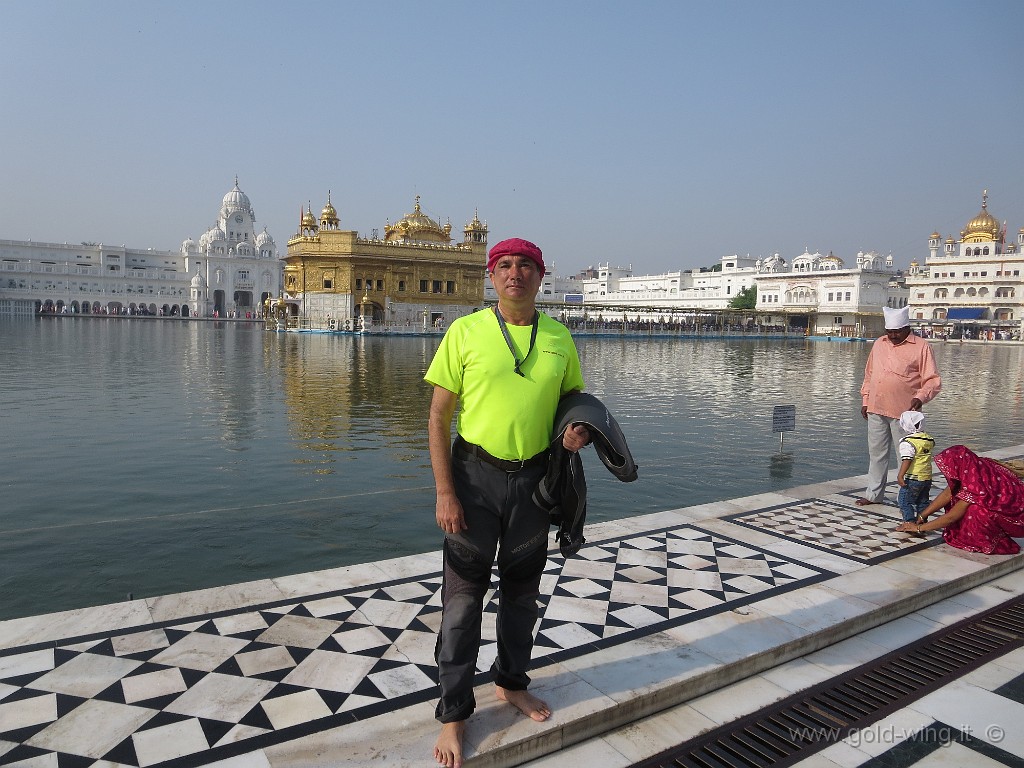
[895,445,1024,554]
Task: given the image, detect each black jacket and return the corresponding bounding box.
[533,392,637,556]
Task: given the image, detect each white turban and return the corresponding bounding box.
[883,306,911,330]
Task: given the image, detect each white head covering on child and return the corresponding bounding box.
[899,410,925,435]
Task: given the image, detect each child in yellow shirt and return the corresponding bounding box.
[896,410,934,522]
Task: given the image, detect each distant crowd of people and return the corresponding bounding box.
[563,318,792,333]
[917,326,1019,341]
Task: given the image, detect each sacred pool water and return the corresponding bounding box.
[1,318,1021,620]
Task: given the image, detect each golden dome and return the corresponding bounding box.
[464,209,487,233]
[300,204,317,229]
[961,190,1001,242]
[929,231,941,240]
[321,191,338,222]
[384,196,451,244]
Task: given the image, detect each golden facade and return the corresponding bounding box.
[283,195,488,329]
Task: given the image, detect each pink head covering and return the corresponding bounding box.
[934,445,1024,514]
[487,238,545,277]
[933,445,1024,555]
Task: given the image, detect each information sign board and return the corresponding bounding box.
[772,405,796,433]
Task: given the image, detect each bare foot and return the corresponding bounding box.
[855,497,879,506]
[434,720,466,768]
[496,686,551,722]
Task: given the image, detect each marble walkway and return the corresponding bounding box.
[2,447,1023,768]
[524,551,1024,768]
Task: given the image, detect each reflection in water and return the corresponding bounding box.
[2,320,1023,620]
[180,321,277,446]
[272,333,438,472]
[769,453,794,480]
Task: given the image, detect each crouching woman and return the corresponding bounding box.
[896,445,1024,555]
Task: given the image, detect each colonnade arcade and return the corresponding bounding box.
[36,299,192,317]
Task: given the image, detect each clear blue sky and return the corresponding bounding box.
[2,0,1022,275]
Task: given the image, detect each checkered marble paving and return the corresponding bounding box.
[724,498,943,563]
[0,525,833,767]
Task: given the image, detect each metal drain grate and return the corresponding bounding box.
[630,594,1024,768]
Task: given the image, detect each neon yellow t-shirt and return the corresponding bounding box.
[424,310,584,460]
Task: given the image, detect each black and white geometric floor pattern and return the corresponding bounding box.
[0,524,834,768]
[723,498,943,564]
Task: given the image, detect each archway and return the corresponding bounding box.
[355,300,385,325]
[233,290,253,313]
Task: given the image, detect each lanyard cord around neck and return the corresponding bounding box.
[494,306,539,377]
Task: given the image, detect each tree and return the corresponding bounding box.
[729,285,757,310]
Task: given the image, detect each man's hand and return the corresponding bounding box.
[562,424,590,453]
[436,490,467,535]
[910,398,923,411]
[861,405,868,420]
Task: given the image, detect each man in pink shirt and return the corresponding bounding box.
[857,306,942,506]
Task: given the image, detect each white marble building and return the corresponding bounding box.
[753,249,906,336]
[520,250,906,335]
[905,191,1024,337]
[569,256,759,310]
[182,179,281,318]
[499,256,762,316]
[0,180,281,318]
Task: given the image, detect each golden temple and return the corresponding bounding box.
[282,195,488,329]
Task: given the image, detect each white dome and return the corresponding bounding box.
[759,253,786,273]
[222,180,251,213]
[255,228,275,248]
[792,250,816,270]
[199,226,225,249]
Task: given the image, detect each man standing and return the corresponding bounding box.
[425,238,589,768]
[857,306,942,506]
